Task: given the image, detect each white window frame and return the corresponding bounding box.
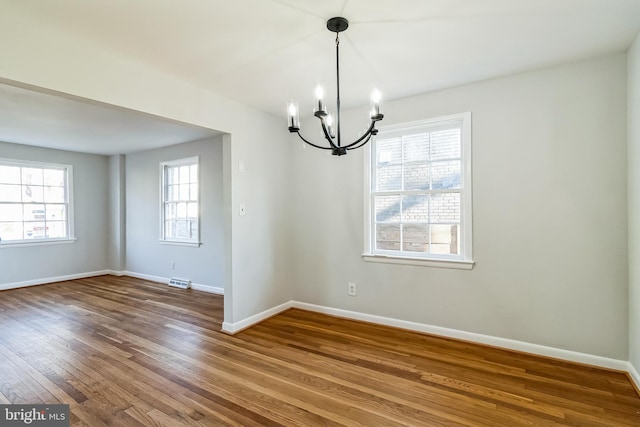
[0,158,75,248]
[363,112,473,269]
[159,156,201,247]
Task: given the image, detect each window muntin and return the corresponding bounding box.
[368,113,472,263]
[160,157,199,244]
[0,159,72,244]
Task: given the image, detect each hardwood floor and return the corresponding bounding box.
[0,276,638,426]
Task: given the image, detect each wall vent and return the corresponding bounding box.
[168,278,191,289]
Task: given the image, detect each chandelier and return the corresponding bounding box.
[287,17,384,156]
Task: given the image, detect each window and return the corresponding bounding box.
[364,112,473,268]
[160,157,199,245]
[0,159,73,245]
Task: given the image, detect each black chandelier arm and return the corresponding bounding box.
[293,131,334,150]
[340,120,377,150]
[317,116,339,149]
[347,132,374,151]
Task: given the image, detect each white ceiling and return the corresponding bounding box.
[2,0,640,154]
[0,83,221,155]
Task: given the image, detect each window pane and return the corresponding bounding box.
[24,204,45,221]
[376,138,401,165]
[431,161,461,190]
[167,185,178,201]
[431,193,460,223]
[376,223,400,251]
[190,183,198,201]
[0,222,23,241]
[179,166,190,184]
[25,222,47,239]
[0,165,20,184]
[175,220,189,239]
[167,166,179,185]
[431,224,459,255]
[23,185,44,203]
[179,184,189,200]
[0,204,22,221]
[187,202,198,219]
[176,202,187,219]
[0,184,22,202]
[165,220,176,238]
[403,163,429,190]
[190,164,198,183]
[402,195,429,223]
[165,203,176,220]
[47,221,67,238]
[190,221,198,239]
[44,186,65,203]
[402,224,429,253]
[46,204,66,221]
[403,133,429,162]
[376,165,401,191]
[375,195,400,223]
[431,128,461,160]
[22,168,43,186]
[44,169,64,186]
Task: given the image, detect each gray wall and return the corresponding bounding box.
[628,34,640,374]
[125,137,224,287]
[290,53,629,359]
[228,109,294,322]
[0,141,109,284]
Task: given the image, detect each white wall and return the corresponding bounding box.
[0,142,109,285]
[290,54,629,359]
[628,33,640,374]
[125,137,224,287]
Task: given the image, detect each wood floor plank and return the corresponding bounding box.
[1,275,639,426]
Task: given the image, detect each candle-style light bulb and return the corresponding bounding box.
[287,101,300,130]
[371,89,381,104]
[315,85,326,114]
[370,89,382,118]
[326,114,335,138]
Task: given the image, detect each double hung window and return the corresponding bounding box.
[0,159,73,245]
[160,157,200,245]
[365,113,472,268]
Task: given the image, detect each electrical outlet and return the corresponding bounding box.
[348,282,357,296]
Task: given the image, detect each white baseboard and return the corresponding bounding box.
[120,270,166,283]
[0,270,111,291]
[220,298,629,372]
[628,361,640,392]
[106,269,126,276]
[222,300,293,334]
[291,301,629,372]
[191,282,224,295]
[118,271,224,295]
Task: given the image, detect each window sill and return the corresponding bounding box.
[362,254,474,270]
[0,238,77,249]
[158,240,201,248]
